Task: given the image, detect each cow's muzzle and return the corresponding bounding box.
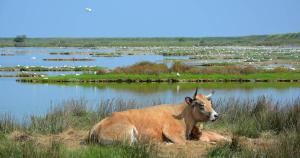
[210,110,219,122]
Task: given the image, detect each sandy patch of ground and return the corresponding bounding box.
[9,129,87,149]
[8,129,273,157]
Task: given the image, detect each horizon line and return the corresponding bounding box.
[1,32,299,39]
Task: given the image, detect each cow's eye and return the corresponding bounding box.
[198,103,204,110]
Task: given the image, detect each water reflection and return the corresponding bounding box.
[0,78,300,119]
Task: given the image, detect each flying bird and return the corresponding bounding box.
[85,7,92,12]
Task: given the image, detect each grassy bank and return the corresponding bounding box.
[17,72,300,83]
[0,97,299,157]
[1,32,300,47]
[15,61,300,83]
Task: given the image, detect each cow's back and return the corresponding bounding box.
[90,103,186,143]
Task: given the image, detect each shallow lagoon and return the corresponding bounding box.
[0,47,187,68]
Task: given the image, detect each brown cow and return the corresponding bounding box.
[89,89,219,145]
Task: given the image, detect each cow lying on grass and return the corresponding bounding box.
[89,89,225,145]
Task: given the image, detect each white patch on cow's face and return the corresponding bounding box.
[210,110,219,121]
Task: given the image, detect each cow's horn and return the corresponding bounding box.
[193,88,198,99]
[206,90,215,99]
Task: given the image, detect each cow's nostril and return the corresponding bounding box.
[214,114,218,118]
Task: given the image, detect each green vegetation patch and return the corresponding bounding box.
[0,136,156,158]
[18,72,300,83]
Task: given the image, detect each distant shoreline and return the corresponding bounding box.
[1,32,300,47]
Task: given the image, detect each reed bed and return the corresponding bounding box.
[206,96,300,157]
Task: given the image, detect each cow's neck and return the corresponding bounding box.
[174,102,189,114]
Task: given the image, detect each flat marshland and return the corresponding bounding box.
[17,61,300,83]
[0,97,299,157]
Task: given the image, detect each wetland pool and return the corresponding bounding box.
[1,77,300,120]
[0,47,187,68]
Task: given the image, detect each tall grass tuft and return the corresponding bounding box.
[0,135,64,158]
[213,96,300,137]
[207,131,300,158]
[96,99,138,119]
[113,61,169,74]
[0,113,17,134]
[23,98,141,134]
[170,61,192,73]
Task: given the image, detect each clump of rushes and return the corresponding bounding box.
[0,113,17,134]
[212,96,300,138]
[113,61,169,74]
[22,98,140,134]
[207,131,300,158]
[110,61,294,75]
[170,61,193,73]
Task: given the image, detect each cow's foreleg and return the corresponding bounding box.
[162,123,186,145]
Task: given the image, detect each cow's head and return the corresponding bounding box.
[185,88,218,122]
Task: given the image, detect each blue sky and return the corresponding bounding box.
[0,0,299,37]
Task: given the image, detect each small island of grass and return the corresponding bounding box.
[17,61,300,83]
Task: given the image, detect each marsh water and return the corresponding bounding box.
[1,47,300,120]
[1,77,300,119]
[0,47,188,68]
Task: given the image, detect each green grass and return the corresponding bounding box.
[68,143,156,158]
[207,131,300,158]
[18,72,300,83]
[0,135,156,158]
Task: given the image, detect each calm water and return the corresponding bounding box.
[1,78,300,119]
[0,47,187,68]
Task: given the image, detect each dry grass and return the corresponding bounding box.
[113,61,169,74]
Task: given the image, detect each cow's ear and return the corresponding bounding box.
[185,97,193,105]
